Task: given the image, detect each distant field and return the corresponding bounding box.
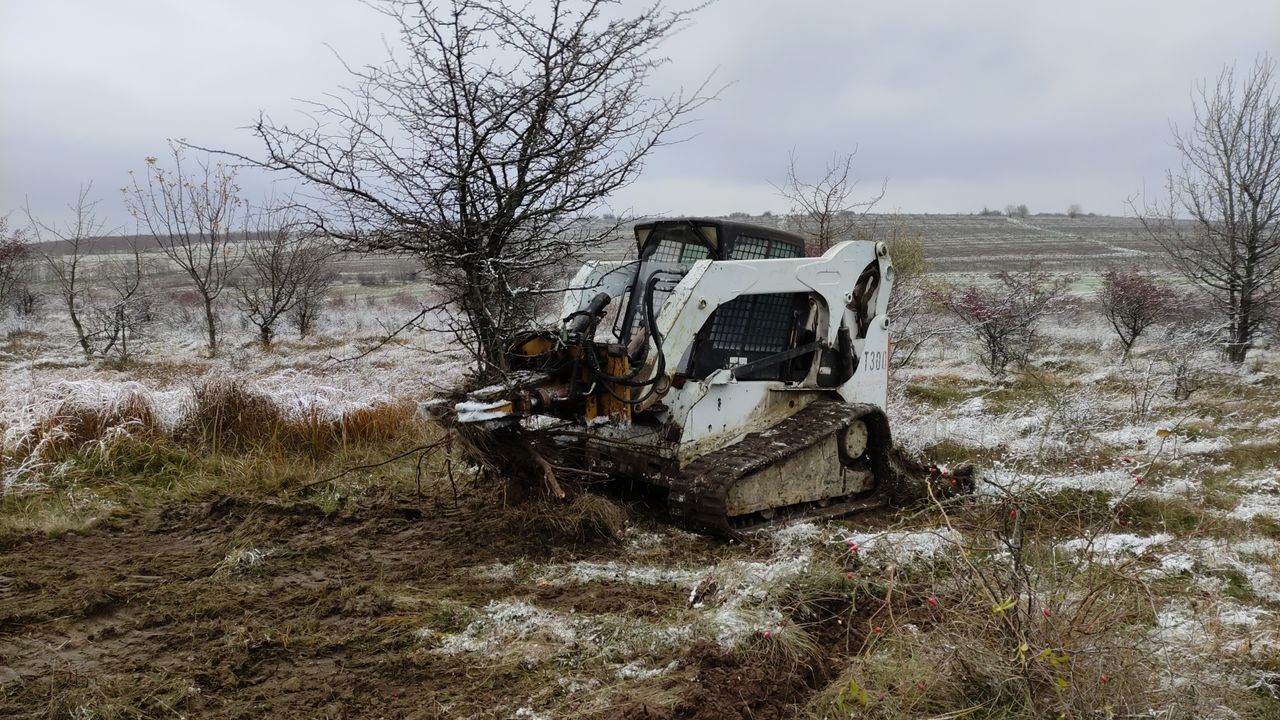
[28,214,1167,291]
[587,213,1167,275]
[872,214,1162,272]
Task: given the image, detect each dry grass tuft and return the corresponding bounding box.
[747,619,822,672]
[338,400,416,444]
[176,379,283,450]
[171,380,417,454]
[523,493,629,542]
[25,390,159,461]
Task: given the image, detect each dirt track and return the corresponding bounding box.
[0,492,841,719]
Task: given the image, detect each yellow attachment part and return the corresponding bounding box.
[585,352,632,424]
[509,334,556,358]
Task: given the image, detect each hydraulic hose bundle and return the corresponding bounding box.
[566,269,680,408]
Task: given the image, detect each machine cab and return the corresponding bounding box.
[619,219,816,383]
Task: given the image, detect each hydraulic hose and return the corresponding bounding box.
[581,270,676,406]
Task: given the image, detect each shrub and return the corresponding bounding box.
[802,475,1271,719]
[1150,321,1222,400]
[1099,269,1178,357]
[936,270,1073,376]
[0,216,33,316]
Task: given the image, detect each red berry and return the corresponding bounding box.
[1009,509,1017,517]
[1043,608,1052,617]
[1122,456,1132,464]
[916,682,926,692]
[846,572,854,580]
[763,630,771,639]
[873,626,883,634]
[936,614,945,622]
[927,597,938,607]
[941,469,951,478]
[1134,476,1144,484]
[1100,675,1109,684]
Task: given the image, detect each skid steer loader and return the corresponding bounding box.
[449,218,901,538]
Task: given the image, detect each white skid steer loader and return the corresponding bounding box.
[449,218,907,538]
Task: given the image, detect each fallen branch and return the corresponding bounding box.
[290,438,449,495]
[529,448,566,500]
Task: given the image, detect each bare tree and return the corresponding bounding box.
[1098,268,1178,358]
[285,283,327,340]
[1005,204,1030,218]
[235,205,337,347]
[125,143,243,355]
[1133,55,1280,364]
[284,278,329,339]
[775,150,884,254]
[0,216,34,316]
[1066,204,1083,218]
[217,0,713,373]
[26,186,112,359]
[89,241,152,361]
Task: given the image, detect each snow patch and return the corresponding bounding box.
[455,400,513,423]
[1060,532,1174,558]
[430,599,691,664]
[616,659,679,680]
[769,522,822,554]
[842,529,963,566]
[471,562,519,581]
[983,467,1135,496]
[1229,494,1280,522]
[558,561,703,587]
[434,600,578,656]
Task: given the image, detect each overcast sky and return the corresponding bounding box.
[2,0,1278,229]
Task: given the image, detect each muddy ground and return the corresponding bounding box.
[0,491,860,719]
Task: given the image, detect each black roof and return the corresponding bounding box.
[633,217,807,259]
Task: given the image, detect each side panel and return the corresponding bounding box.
[653,242,880,356]
[673,382,826,463]
[842,316,891,406]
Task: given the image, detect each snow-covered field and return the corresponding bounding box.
[0,287,467,489]
[3,267,1280,717]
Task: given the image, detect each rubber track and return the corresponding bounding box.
[667,400,890,538]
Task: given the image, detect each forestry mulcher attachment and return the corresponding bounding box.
[451,218,902,538]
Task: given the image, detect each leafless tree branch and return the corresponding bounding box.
[1130,54,1280,363]
[199,0,715,376]
[124,143,245,356]
[774,149,885,254]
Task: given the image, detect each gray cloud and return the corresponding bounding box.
[3,0,1278,227]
